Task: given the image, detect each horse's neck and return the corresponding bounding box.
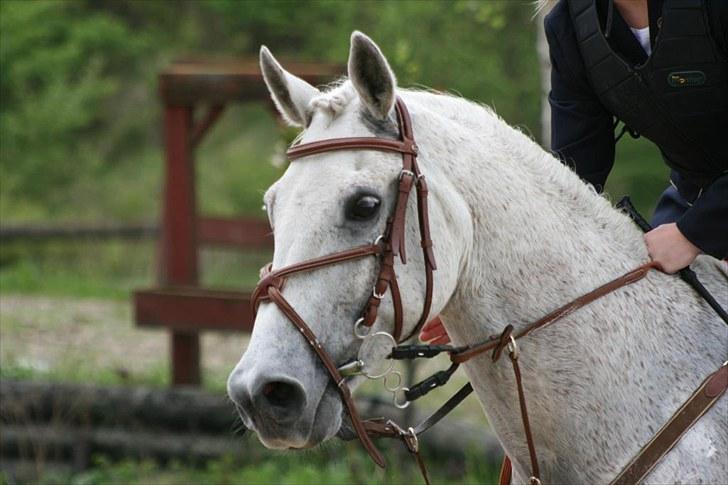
[414,94,722,481]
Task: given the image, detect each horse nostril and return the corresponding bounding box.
[262,381,296,407]
[254,379,306,423]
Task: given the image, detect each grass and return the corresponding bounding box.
[3,442,501,485]
[0,239,271,300]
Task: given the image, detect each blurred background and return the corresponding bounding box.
[0,1,667,484]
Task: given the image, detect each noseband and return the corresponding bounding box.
[251,97,436,468]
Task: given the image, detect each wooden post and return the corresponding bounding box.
[161,105,201,386]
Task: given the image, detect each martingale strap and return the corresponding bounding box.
[611,362,728,485]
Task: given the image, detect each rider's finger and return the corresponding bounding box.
[419,324,444,341]
[429,335,451,345]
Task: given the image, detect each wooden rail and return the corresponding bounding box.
[1,218,272,248]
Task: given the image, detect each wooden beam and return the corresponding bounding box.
[134,287,255,332]
[197,217,272,248]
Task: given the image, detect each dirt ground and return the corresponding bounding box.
[0,293,488,424]
[0,294,249,388]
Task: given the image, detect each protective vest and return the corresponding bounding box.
[568,0,728,186]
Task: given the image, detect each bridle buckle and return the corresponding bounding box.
[404,426,419,453]
[507,335,519,360]
[399,169,415,181]
[386,420,419,453]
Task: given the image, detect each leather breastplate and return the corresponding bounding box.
[568,0,728,185]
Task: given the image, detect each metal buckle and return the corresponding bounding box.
[399,169,415,181]
[372,286,386,300]
[384,420,418,452]
[507,335,519,360]
[373,234,385,246]
[528,477,541,485]
[404,427,419,453]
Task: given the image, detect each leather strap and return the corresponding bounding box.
[252,243,382,311]
[412,383,473,436]
[509,352,540,482]
[482,364,728,485]
[264,285,386,467]
[611,362,728,485]
[499,456,513,485]
[451,262,660,364]
[287,137,418,161]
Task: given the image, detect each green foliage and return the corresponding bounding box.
[605,134,669,215]
[0,0,545,224]
[213,0,540,128]
[30,445,500,485]
[0,0,149,215]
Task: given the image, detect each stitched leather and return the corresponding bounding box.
[287,137,418,161]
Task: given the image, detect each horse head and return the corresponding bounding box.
[227,32,466,450]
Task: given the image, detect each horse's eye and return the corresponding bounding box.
[346,195,381,221]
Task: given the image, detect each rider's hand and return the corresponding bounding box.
[644,223,701,274]
[419,316,451,345]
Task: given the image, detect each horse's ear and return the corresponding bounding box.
[348,31,397,120]
[260,46,320,127]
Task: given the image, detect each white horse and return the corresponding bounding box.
[228,32,728,484]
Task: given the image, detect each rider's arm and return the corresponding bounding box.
[676,174,728,259]
[545,5,616,191]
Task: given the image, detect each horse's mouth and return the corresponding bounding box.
[232,384,344,450]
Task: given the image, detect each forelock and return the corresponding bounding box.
[309,80,356,119]
[308,79,398,138]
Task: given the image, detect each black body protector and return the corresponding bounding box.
[568,0,728,186]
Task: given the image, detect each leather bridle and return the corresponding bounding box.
[251,97,436,468]
[251,96,728,484]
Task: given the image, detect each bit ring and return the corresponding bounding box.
[384,370,403,392]
[358,331,396,379]
[394,387,411,409]
[354,318,371,339]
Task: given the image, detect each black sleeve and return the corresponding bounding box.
[545,7,616,191]
[707,0,728,58]
[676,173,728,259]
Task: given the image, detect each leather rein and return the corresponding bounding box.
[251,96,728,484]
